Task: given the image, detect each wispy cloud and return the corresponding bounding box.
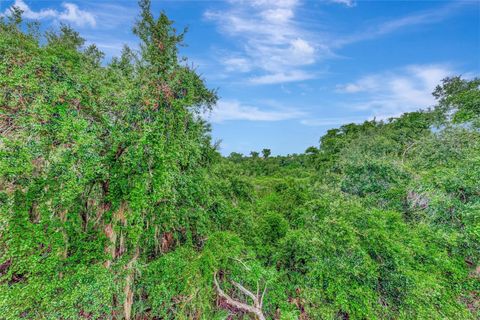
[335,75,379,93]
[205,0,322,84]
[249,70,315,85]
[206,100,305,122]
[329,0,356,8]
[87,2,135,30]
[334,1,468,47]
[300,64,455,127]
[205,0,467,85]
[2,0,96,27]
[57,3,95,27]
[2,0,56,19]
[222,56,253,73]
[337,64,454,120]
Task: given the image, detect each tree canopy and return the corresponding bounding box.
[0,2,479,319]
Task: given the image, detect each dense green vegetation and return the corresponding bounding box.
[1,2,479,319]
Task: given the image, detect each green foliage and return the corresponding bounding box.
[339,159,409,197]
[0,2,218,318]
[262,148,272,159]
[0,2,478,319]
[433,76,480,126]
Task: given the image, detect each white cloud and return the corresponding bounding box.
[302,64,454,127]
[334,2,466,47]
[336,75,379,93]
[58,3,96,27]
[5,0,57,19]
[222,57,253,73]
[250,70,315,85]
[2,0,96,27]
[204,1,466,85]
[205,0,320,84]
[291,38,315,60]
[329,0,356,8]
[337,64,454,119]
[206,100,305,122]
[261,8,294,23]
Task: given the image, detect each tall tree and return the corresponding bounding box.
[262,148,271,159]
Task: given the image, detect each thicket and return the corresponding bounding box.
[1,2,479,319]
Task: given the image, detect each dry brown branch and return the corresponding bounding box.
[232,280,258,305]
[124,247,139,320]
[213,272,266,320]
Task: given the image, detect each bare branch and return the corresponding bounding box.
[260,283,268,308]
[231,280,259,306]
[214,272,266,320]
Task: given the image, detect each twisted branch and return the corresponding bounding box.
[214,272,266,320]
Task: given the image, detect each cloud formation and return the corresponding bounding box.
[249,70,315,85]
[337,64,454,120]
[206,100,305,122]
[2,0,96,27]
[301,64,455,127]
[205,0,467,86]
[329,0,356,8]
[334,1,467,47]
[205,0,320,84]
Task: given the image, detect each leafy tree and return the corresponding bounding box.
[433,76,480,125]
[262,148,271,159]
[0,2,218,318]
[228,151,243,162]
[250,151,260,159]
[305,146,318,154]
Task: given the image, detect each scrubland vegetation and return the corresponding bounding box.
[0,1,479,319]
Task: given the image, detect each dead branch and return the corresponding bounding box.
[124,246,139,320]
[213,272,266,320]
[260,284,267,309]
[232,280,258,306]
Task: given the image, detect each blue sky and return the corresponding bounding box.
[1,0,479,155]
